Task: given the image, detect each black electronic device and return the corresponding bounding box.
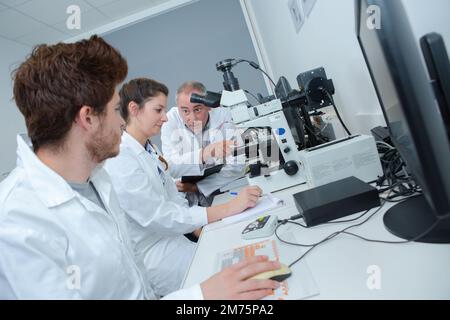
[216,59,240,91]
[275,76,292,100]
[420,32,450,140]
[295,67,343,144]
[278,86,308,149]
[356,0,450,242]
[275,76,321,148]
[297,67,335,110]
[181,164,224,184]
[371,126,391,145]
[292,176,380,227]
[190,91,222,108]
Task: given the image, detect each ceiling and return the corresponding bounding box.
[0,0,172,47]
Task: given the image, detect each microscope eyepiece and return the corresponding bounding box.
[190,91,222,108]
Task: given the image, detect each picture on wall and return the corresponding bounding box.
[288,0,305,34]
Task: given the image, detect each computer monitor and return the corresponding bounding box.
[355,0,450,243]
[420,32,450,141]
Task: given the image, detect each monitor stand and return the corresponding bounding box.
[383,194,450,243]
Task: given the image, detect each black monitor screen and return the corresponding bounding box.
[356,0,450,242]
[357,2,420,181]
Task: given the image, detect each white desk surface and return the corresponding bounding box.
[183,182,450,299]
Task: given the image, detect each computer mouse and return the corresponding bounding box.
[250,263,292,282]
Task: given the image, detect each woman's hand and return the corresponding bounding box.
[226,186,262,216]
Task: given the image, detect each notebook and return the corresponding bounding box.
[221,193,285,225]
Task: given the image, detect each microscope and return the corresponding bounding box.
[192,59,318,193]
[216,59,309,193]
[191,59,382,193]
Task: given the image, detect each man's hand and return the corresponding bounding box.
[201,140,236,163]
[200,256,280,300]
[176,181,199,193]
[227,186,262,216]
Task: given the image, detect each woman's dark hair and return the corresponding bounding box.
[119,78,169,123]
[13,35,128,151]
[119,78,170,170]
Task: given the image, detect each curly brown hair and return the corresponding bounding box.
[13,35,128,151]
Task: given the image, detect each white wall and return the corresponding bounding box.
[404,0,450,48]
[0,38,29,178]
[243,0,450,137]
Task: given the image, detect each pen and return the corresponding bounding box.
[230,192,268,197]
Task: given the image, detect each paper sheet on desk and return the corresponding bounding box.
[216,239,319,300]
[221,194,285,225]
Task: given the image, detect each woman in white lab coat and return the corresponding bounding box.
[104,78,262,297]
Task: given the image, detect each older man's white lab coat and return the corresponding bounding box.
[104,132,208,296]
[0,135,203,299]
[161,107,245,197]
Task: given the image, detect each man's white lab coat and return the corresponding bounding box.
[104,132,207,296]
[0,135,203,299]
[161,107,245,197]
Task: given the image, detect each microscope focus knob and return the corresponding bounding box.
[283,161,299,176]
